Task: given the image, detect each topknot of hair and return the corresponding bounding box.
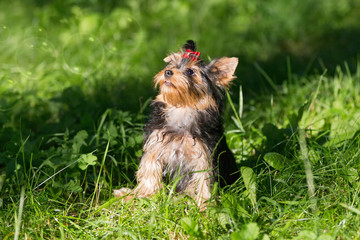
[183,40,196,51]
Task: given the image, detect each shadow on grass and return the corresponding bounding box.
[6,77,153,137]
[0,77,148,190]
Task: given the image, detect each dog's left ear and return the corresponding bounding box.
[163,53,182,63]
[207,57,238,88]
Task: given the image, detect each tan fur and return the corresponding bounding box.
[154,64,217,110]
[183,140,212,208]
[208,57,238,89]
[114,127,213,207]
[163,52,182,63]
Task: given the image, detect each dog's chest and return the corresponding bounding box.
[166,107,197,132]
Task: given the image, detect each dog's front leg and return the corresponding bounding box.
[114,140,164,200]
[133,151,163,198]
[133,132,166,198]
[184,145,213,209]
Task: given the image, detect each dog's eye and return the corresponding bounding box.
[186,68,195,76]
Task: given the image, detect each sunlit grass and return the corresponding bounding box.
[2,63,360,239]
[1,0,360,239]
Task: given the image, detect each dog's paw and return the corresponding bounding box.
[113,187,132,197]
[113,187,135,202]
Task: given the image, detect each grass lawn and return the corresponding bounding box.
[1,0,360,239]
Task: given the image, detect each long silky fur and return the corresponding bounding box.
[114,40,240,207]
[143,59,239,191]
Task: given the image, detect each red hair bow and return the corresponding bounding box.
[182,49,200,61]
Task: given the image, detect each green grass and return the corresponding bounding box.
[1,0,360,239]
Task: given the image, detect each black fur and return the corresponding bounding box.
[183,40,197,51]
[162,159,195,192]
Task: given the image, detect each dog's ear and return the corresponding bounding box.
[207,57,238,88]
[163,53,182,63]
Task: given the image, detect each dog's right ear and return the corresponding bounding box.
[207,57,238,89]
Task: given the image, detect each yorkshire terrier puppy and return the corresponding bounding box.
[114,40,239,207]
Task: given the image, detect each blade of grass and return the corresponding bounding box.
[239,85,243,119]
[226,89,244,132]
[14,186,25,240]
[33,159,79,191]
[254,63,278,94]
[340,203,360,215]
[95,109,111,146]
[91,136,110,208]
[308,70,326,112]
[299,128,317,212]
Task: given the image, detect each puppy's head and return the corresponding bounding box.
[154,40,238,109]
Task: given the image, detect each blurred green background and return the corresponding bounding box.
[2,0,360,108]
[0,0,360,171]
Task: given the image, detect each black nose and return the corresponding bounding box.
[164,70,173,78]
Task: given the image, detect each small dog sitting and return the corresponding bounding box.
[114,40,239,207]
